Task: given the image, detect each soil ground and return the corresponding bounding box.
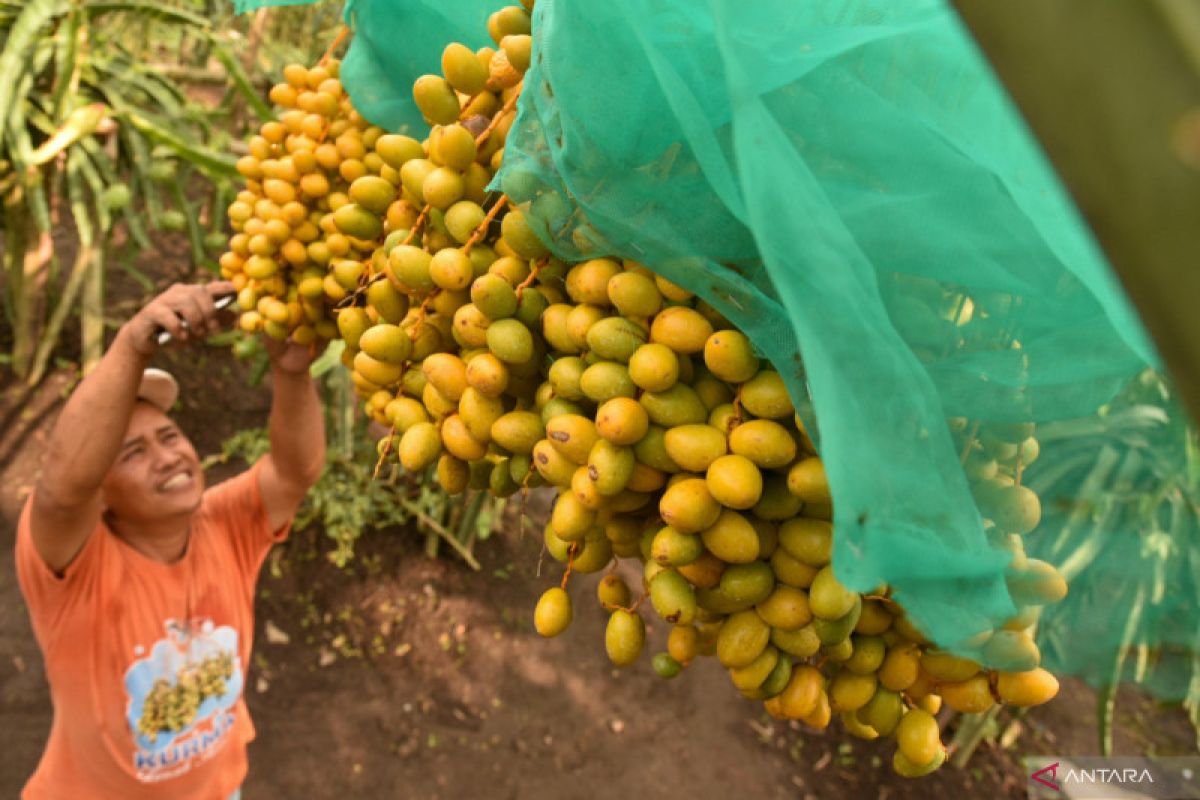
[0,237,1195,799]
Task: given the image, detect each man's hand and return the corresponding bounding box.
[121,281,236,357]
[263,336,329,376]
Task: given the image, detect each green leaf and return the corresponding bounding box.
[207,34,274,122]
[123,110,238,177]
[72,143,112,232]
[27,151,98,385]
[83,0,209,29]
[101,56,188,119]
[1098,683,1117,757]
[310,339,345,377]
[49,3,82,119]
[166,176,207,268]
[0,0,68,124]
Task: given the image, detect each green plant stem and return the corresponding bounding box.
[402,500,482,571]
[28,238,99,384]
[456,491,487,546]
[80,228,104,372]
[14,226,53,379]
[950,706,1002,768]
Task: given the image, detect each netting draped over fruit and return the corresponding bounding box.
[493,0,1164,648]
[226,0,1200,706]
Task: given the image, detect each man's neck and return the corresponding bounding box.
[106,512,193,564]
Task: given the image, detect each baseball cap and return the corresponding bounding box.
[137,368,179,413]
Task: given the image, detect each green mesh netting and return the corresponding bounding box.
[337,0,507,134]
[496,0,1167,647]
[230,0,1200,700]
[231,0,506,131]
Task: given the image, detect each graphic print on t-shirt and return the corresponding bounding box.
[123,618,243,782]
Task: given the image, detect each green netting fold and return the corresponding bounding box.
[232,0,505,133]
[338,0,506,133]
[493,0,1177,661]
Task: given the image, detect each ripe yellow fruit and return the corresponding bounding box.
[549,492,595,542]
[566,258,622,306]
[608,271,663,318]
[546,414,599,465]
[399,422,442,471]
[429,247,474,290]
[699,509,760,564]
[640,383,708,427]
[663,424,727,473]
[441,414,488,461]
[716,609,771,668]
[778,518,833,567]
[829,670,877,712]
[920,649,981,683]
[354,351,403,387]
[982,629,1041,672]
[587,439,635,496]
[650,306,714,354]
[755,585,812,631]
[332,203,382,241]
[486,318,535,364]
[894,709,941,768]
[893,746,945,778]
[940,674,995,714]
[729,646,779,692]
[586,317,647,363]
[778,665,824,719]
[1007,558,1068,606]
[739,370,794,419]
[628,343,679,392]
[787,457,831,504]
[729,419,797,468]
[442,42,488,95]
[701,453,761,510]
[809,565,858,620]
[704,330,758,384]
[659,478,721,534]
[996,667,1059,706]
[605,609,645,667]
[413,74,461,125]
[534,587,572,637]
[649,570,698,625]
[595,397,650,445]
[772,624,821,659]
[597,574,632,610]
[348,175,396,215]
[668,625,700,664]
[359,324,413,365]
[490,410,543,454]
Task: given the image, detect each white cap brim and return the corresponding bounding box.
[137,368,179,413]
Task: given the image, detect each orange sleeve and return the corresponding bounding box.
[201,459,292,583]
[13,494,104,647]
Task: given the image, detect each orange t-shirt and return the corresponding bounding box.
[15,459,288,800]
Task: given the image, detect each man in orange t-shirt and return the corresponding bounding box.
[15,282,326,799]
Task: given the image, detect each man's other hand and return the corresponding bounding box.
[263,336,329,375]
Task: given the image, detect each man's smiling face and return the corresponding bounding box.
[100,402,204,526]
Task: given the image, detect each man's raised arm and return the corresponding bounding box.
[29,282,232,573]
[257,339,327,533]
